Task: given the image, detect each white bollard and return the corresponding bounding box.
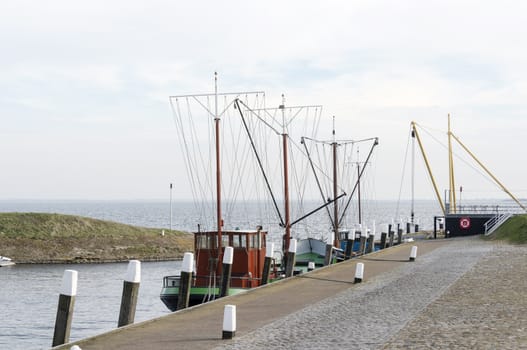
[262,242,275,285]
[266,242,275,258]
[285,239,297,277]
[223,246,234,264]
[222,304,236,339]
[289,239,297,253]
[409,246,418,261]
[308,261,315,271]
[182,252,194,273]
[354,263,364,283]
[220,247,234,297]
[177,252,194,310]
[118,260,141,327]
[52,270,78,346]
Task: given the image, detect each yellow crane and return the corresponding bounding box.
[411,116,526,215]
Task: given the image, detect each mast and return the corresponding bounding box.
[332,116,339,247]
[280,94,291,253]
[411,128,415,224]
[448,114,457,213]
[214,72,222,253]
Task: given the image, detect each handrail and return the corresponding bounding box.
[484,213,512,236]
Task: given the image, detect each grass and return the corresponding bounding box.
[0,212,194,263]
[485,214,527,244]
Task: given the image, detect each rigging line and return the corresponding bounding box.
[302,137,334,226]
[176,91,265,119]
[290,138,316,227]
[450,132,527,211]
[284,105,322,129]
[317,143,332,197]
[417,124,500,189]
[205,96,217,219]
[234,98,285,227]
[173,97,210,217]
[250,105,324,130]
[291,193,347,227]
[181,97,215,228]
[395,128,412,221]
[338,138,378,226]
[170,97,202,218]
[238,100,282,135]
[226,95,255,215]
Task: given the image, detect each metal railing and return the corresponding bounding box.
[455,204,525,215]
[484,213,512,236]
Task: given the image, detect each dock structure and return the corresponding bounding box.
[53,241,446,350]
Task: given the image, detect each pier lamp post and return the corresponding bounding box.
[169,183,173,231]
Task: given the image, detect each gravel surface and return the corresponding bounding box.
[214,237,526,349]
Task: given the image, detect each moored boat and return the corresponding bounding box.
[160,74,335,311]
[0,256,15,267]
[161,229,271,310]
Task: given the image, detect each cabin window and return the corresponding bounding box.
[196,235,208,249]
[249,234,257,249]
[222,235,230,248]
[232,234,241,248]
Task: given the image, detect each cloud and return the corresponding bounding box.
[0,0,526,200]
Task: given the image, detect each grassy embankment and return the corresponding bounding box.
[0,212,193,263]
[485,214,527,244]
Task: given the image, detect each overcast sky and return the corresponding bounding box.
[1,0,526,201]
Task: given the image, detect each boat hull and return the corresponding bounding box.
[0,257,15,267]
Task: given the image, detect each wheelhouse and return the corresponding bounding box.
[194,229,267,288]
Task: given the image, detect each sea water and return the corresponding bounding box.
[0,200,441,349]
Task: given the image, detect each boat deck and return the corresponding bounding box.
[52,240,447,350]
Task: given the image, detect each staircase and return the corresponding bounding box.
[484,213,512,236]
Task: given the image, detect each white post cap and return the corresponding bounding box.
[182,252,194,273]
[61,269,78,296]
[266,242,275,258]
[223,304,236,332]
[288,239,297,253]
[223,246,234,265]
[125,260,141,283]
[410,246,418,259]
[355,263,364,280]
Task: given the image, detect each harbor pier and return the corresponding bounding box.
[53,237,526,349]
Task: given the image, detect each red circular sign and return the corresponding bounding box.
[459,217,471,229]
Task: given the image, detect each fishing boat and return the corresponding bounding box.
[161,229,269,309]
[160,75,338,311]
[160,76,268,311]
[0,256,15,267]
